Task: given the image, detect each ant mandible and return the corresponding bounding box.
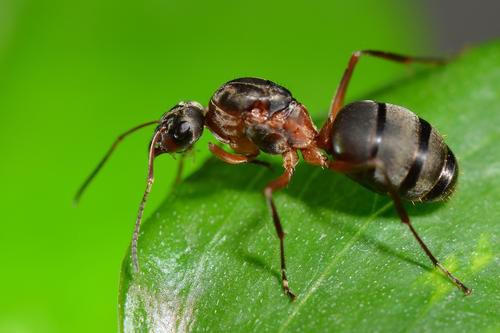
[75,50,472,300]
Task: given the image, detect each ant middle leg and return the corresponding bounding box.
[210,143,298,299]
[264,150,299,301]
[328,159,471,295]
[301,146,328,168]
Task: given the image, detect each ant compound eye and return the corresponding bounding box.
[173,121,192,141]
[170,120,195,148]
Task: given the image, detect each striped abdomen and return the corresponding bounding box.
[331,100,458,202]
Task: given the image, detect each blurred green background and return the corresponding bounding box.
[0,0,442,332]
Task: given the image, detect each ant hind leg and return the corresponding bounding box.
[317,50,445,150]
[328,159,471,295]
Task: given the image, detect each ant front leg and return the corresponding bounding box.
[317,50,445,150]
[172,153,186,189]
[208,143,272,169]
[328,159,472,295]
[264,150,299,301]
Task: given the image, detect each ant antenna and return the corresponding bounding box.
[131,128,164,272]
[74,121,159,205]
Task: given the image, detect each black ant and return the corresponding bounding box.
[75,50,472,301]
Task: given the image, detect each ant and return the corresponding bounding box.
[75,50,472,301]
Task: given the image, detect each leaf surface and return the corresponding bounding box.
[120,42,500,332]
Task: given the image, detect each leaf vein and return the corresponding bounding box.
[279,201,393,332]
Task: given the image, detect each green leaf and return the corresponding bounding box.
[119,42,500,332]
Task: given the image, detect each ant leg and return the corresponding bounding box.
[172,153,186,189]
[329,159,472,295]
[301,147,328,168]
[208,143,272,169]
[380,170,472,295]
[317,50,445,150]
[264,150,299,301]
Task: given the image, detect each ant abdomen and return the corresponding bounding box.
[331,100,458,202]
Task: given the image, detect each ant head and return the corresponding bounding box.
[153,101,205,155]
